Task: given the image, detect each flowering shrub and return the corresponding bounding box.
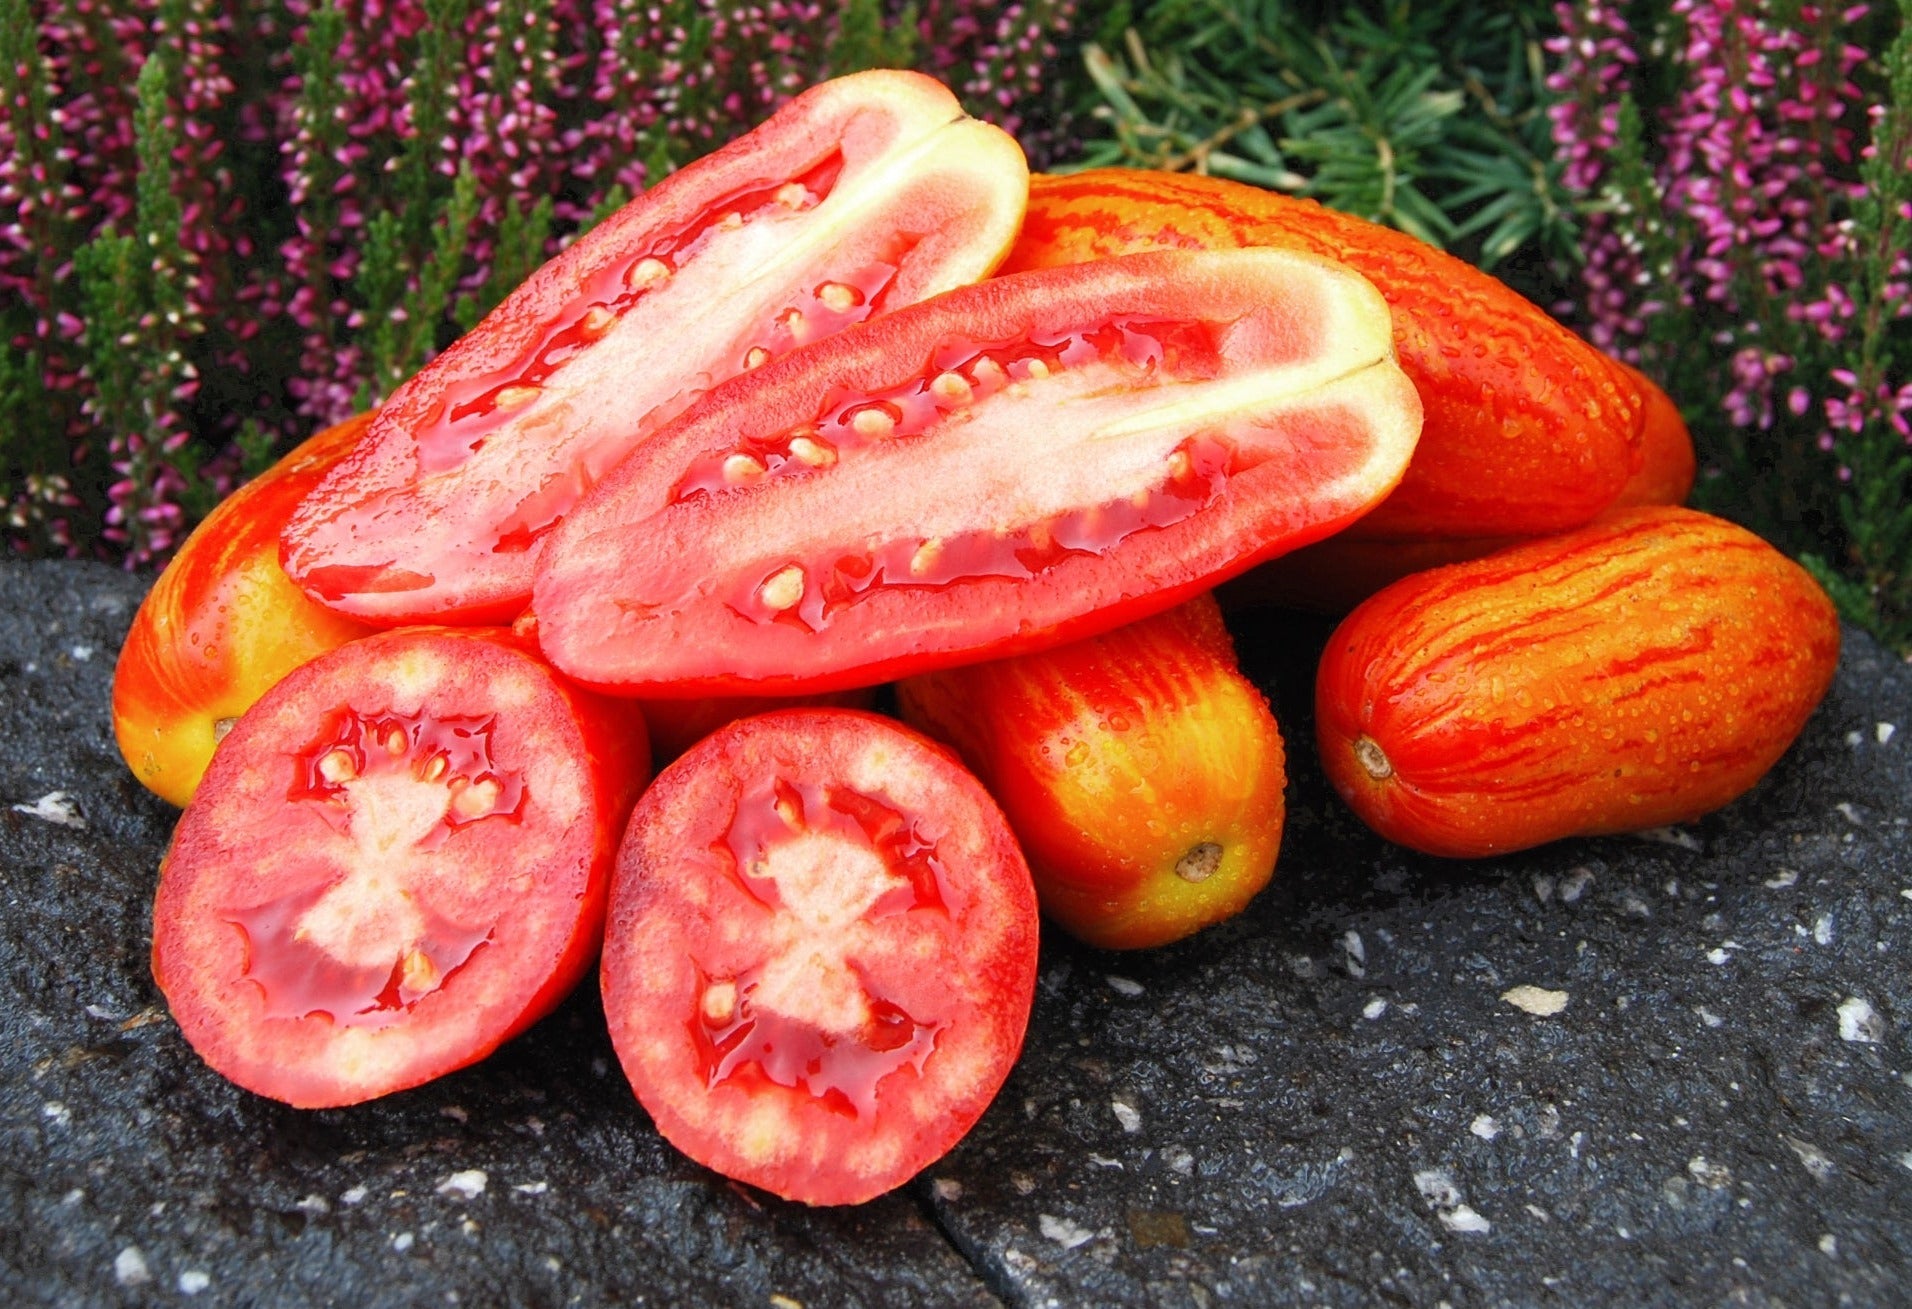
[1,0,1077,566]
[1547,0,1912,650]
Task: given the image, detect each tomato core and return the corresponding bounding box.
[684,773,965,1120]
[221,707,525,1028]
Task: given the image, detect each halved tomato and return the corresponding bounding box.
[151,627,651,1108]
[282,70,1029,626]
[898,593,1287,950]
[532,248,1423,696]
[600,709,1038,1206]
[114,412,380,807]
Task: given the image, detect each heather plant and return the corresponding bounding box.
[1068,0,1582,294]
[1547,0,1912,651]
[2,0,1081,566]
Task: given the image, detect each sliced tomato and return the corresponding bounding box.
[114,412,380,807]
[532,248,1424,696]
[151,627,651,1108]
[600,709,1038,1206]
[282,69,1029,626]
[897,594,1286,950]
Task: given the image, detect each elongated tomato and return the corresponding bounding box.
[1005,169,1644,539]
[283,70,1029,625]
[533,249,1423,696]
[1315,507,1839,858]
[601,710,1038,1206]
[1228,359,1698,613]
[898,594,1286,950]
[152,627,651,1107]
[114,413,379,806]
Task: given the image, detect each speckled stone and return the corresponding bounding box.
[3,560,1908,1307]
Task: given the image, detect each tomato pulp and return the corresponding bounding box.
[533,248,1423,696]
[283,69,1029,625]
[152,627,651,1107]
[600,709,1039,1205]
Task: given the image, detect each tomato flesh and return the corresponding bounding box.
[151,628,651,1107]
[283,70,1028,625]
[534,248,1424,695]
[601,709,1038,1206]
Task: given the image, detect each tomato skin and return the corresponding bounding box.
[1227,361,1698,614]
[898,594,1285,950]
[283,69,1029,626]
[1315,508,1839,858]
[113,413,380,807]
[1005,169,1645,540]
[600,709,1038,1206]
[152,626,651,1108]
[533,247,1423,696]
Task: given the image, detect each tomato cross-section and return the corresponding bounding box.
[151,627,651,1107]
[533,248,1424,696]
[281,70,1028,626]
[600,709,1039,1206]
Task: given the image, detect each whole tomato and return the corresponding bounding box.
[113,414,380,807]
[897,594,1286,950]
[1315,507,1840,858]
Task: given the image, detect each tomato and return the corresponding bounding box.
[114,413,380,807]
[600,709,1038,1206]
[151,627,651,1107]
[282,70,1030,626]
[638,686,878,763]
[897,594,1286,950]
[1004,169,1646,539]
[1314,508,1839,858]
[1607,361,1696,509]
[532,247,1423,696]
[1225,361,1699,614]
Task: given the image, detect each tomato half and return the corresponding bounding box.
[898,594,1287,950]
[152,627,651,1107]
[114,413,380,806]
[600,709,1038,1206]
[282,70,1029,626]
[532,248,1423,696]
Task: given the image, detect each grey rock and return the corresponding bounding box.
[3,560,1909,1307]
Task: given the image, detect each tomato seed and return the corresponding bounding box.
[930,372,972,404]
[702,980,738,1025]
[579,305,616,339]
[910,538,944,577]
[967,357,1006,388]
[850,407,897,439]
[817,282,860,313]
[723,453,767,484]
[788,435,835,468]
[759,565,806,612]
[774,182,808,208]
[494,385,541,412]
[383,727,409,756]
[420,755,448,783]
[626,257,670,289]
[452,777,504,819]
[317,749,357,784]
[1024,359,1052,380]
[744,346,771,369]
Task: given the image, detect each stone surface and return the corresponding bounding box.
[3,560,1909,1306]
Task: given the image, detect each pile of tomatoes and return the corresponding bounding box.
[111,70,1838,1208]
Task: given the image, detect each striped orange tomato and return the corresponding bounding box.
[1315,507,1839,858]
[113,414,380,806]
[898,594,1286,950]
[1004,169,1646,541]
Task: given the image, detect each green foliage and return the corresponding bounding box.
[828,0,919,74]
[1070,0,1575,282]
